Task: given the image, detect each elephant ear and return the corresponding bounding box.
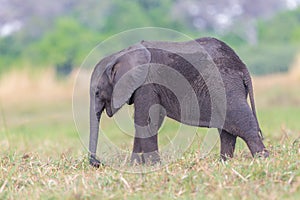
[106,43,151,109]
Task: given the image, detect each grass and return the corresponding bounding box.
[0,134,299,199]
[0,70,300,199]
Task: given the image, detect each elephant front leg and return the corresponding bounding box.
[131,135,160,165]
[131,91,165,165]
[219,129,237,160]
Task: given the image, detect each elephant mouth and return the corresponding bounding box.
[105,101,120,117]
[105,103,113,117]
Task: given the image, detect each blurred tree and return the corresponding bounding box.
[172,0,289,45]
[0,36,22,71]
[100,0,183,34]
[0,0,299,75]
[258,7,300,43]
[0,0,74,38]
[292,26,300,41]
[70,0,112,31]
[26,17,102,69]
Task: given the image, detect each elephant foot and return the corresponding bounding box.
[130,153,144,165]
[254,149,269,158]
[220,153,234,161]
[89,155,102,168]
[130,151,160,165]
[143,151,160,165]
[245,136,269,159]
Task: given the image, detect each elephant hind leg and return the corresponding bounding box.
[219,129,237,160]
[226,106,269,158]
[241,133,269,158]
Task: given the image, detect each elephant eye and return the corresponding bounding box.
[95,91,99,97]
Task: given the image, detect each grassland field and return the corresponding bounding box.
[0,63,299,199]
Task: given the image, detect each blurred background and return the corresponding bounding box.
[0,0,300,75]
[0,0,299,156]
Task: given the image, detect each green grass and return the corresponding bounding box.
[259,107,300,137]
[0,97,300,199]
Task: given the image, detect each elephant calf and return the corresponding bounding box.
[89,37,269,167]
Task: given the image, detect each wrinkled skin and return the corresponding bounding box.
[89,37,269,167]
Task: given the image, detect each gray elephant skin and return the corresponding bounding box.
[89,37,269,167]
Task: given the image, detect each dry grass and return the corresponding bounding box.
[0,57,300,199]
[289,53,300,81]
[0,69,74,106]
[253,53,300,107]
[0,139,299,199]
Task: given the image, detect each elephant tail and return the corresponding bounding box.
[243,69,264,140]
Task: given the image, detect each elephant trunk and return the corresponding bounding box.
[89,95,104,167]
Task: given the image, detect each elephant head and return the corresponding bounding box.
[89,43,151,167]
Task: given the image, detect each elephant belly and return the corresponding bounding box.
[159,83,212,127]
